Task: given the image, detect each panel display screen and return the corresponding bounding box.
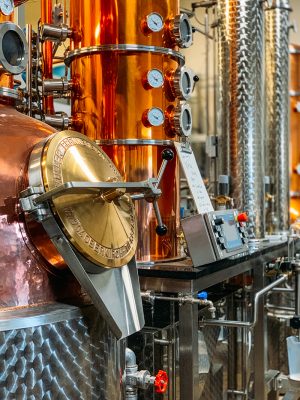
[221,213,243,251]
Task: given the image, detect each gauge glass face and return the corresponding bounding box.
[147,69,164,89]
[148,107,165,127]
[181,71,192,97]
[181,108,192,136]
[180,18,192,45]
[0,0,13,15]
[146,12,164,33]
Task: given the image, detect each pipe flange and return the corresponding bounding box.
[171,14,193,49]
[96,139,175,146]
[0,22,28,75]
[64,44,185,67]
[172,66,195,100]
[0,87,23,104]
[173,102,193,137]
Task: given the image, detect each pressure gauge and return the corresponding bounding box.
[142,12,164,35]
[143,69,164,89]
[0,0,13,15]
[172,13,193,48]
[142,107,165,127]
[174,103,193,137]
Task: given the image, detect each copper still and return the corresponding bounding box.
[62,0,193,263]
[290,44,300,223]
[0,4,84,309]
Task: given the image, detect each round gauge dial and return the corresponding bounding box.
[145,12,164,33]
[0,0,13,15]
[144,69,164,89]
[143,107,165,127]
[173,13,193,48]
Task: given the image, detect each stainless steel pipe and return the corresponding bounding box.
[201,275,288,328]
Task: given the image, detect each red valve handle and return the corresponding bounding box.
[154,370,168,394]
[237,212,248,223]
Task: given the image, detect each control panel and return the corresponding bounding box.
[181,209,249,267]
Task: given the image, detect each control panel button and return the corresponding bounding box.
[214,217,224,226]
[237,212,249,223]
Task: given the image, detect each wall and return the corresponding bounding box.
[290,0,300,45]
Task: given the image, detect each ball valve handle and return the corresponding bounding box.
[154,370,169,394]
[152,149,174,236]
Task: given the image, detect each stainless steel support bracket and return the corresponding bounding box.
[37,212,144,339]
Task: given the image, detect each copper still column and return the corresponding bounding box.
[217,0,265,239]
[67,0,189,262]
[265,0,291,233]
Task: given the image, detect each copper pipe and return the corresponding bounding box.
[41,0,54,115]
[69,0,181,262]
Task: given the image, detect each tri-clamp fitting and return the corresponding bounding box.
[124,348,168,400]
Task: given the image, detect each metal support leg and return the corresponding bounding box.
[253,265,266,400]
[179,302,200,400]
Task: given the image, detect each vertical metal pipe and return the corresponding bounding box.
[26,24,32,116]
[265,0,291,233]
[217,0,265,238]
[253,264,266,400]
[41,0,54,115]
[179,303,200,400]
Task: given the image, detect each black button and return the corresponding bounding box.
[214,218,224,226]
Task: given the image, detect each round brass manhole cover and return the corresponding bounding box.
[41,130,137,268]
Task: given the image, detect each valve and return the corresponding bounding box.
[197,291,208,300]
[146,148,174,236]
[124,348,168,399]
[154,370,168,394]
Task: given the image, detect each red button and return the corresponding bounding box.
[237,213,248,223]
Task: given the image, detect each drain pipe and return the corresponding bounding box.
[124,348,168,399]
